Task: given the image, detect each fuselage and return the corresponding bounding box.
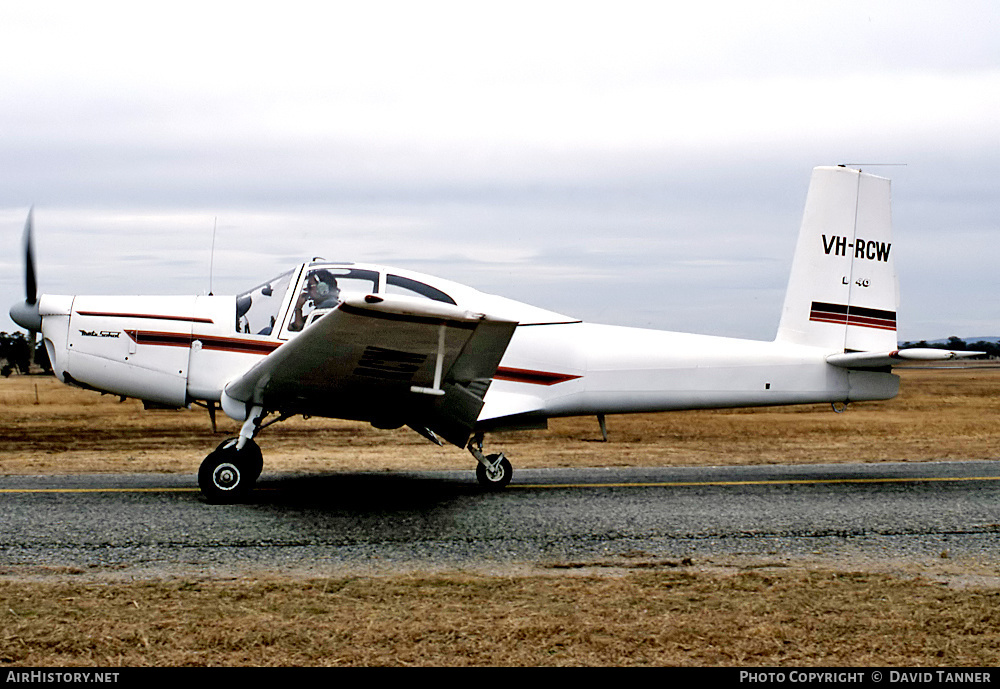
[482,322,896,429]
[33,259,899,429]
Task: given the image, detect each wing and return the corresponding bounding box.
[224,294,517,446]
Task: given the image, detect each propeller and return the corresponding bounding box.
[10,208,43,334]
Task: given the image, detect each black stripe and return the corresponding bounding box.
[810,301,896,323]
[810,301,848,316]
[809,301,896,331]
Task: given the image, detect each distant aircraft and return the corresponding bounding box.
[10,166,976,502]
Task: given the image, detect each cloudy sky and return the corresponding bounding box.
[2,1,997,341]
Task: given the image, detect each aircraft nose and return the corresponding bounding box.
[10,300,41,331]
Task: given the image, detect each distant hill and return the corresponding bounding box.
[959,337,1000,344]
[905,337,1000,346]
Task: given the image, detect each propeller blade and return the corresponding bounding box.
[24,207,37,305]
[9,208,42,332]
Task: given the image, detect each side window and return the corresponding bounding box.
[385,274,456,305]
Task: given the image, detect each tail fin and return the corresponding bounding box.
[776,166,897,352]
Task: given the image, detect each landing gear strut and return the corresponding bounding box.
[467,433,513,490]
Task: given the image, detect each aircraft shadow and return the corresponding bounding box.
[243,471,491,512]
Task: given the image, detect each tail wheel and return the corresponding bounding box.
[198,438,262,503]
[476,454,513,490]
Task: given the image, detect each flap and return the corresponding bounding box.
[224,294,517,446]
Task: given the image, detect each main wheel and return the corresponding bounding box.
[213,437,263,481]
[476,454,513,490]
[198,438,262,503]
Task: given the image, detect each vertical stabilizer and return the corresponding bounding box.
[776,166,897,352]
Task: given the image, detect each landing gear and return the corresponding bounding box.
[197,405,291,503]
[198,437,263,503]
[476,455,513,489]
[468,433,513,490]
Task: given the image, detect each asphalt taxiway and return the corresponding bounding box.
[2,461,1000,577]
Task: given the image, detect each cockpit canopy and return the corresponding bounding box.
[235,262,461,339]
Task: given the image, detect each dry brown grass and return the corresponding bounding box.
[2,367,1000,667]
[2,570,1000,666]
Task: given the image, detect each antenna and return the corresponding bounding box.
[208,216,217,296]
[840,163,908,169]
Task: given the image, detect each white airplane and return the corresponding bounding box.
[9,165,976,502]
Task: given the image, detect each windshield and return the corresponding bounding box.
[235,269,295,335]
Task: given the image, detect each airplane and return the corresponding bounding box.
[9,165,978,503]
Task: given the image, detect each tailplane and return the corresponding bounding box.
[776,166,897,353]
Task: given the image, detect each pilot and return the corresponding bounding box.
[288,270,341,331]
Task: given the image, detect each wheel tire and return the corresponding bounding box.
[241,440,264,481]
[476,454,512,490]
[211,437,263,480]
[198,438,261,503]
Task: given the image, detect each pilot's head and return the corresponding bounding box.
[308,270,340,300]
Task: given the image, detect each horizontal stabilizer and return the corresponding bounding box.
[827,348,984,369]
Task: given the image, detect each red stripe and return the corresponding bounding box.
[849,321,896,331]
[810,315,896,331]
[199,336,281,355]
[809,305,896,331]
[810,315,849,325]
[125,330,192,348]
[77,311,214,324]
[495,366,581,386]
[123,334,583,377]
[125,331,280,354]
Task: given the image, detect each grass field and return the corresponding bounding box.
[2,367,1000,666]
[4,571,1000,667]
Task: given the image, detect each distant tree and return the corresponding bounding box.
[969,340,1000,358]
[0,331,52,375]
[0,331,31,375]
